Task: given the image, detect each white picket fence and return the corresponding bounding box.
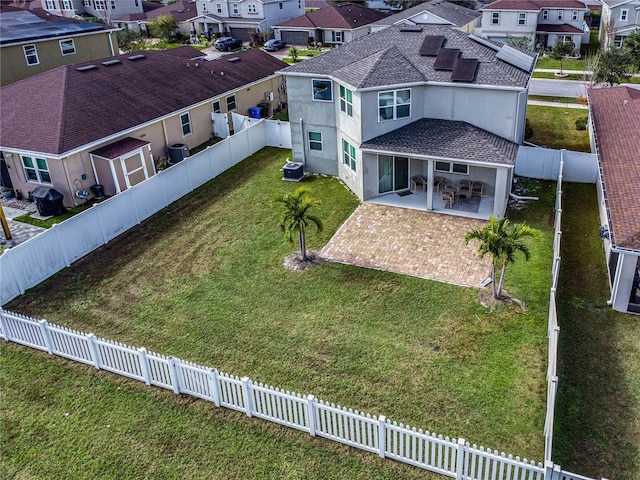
[0,118,291,306]
[0,308,550,480]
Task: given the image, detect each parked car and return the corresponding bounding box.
[214,37,242,51]
[264,39,286,51]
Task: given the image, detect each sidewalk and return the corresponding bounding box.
[527,100,588,109]
[534,68,640,77]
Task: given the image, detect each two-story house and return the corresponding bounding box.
[36,0,146,23]
[479,0,590,50]
[281,25,536,219]
[600,0,640,47]
[0,47,287,207]
[0,5,118,86]
[190,0,304,41]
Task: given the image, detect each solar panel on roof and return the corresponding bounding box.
[451,58,479,82]
[433,48,460,70]
[399,26,423,32]
[419,35,445,56]
[496,45,535,72]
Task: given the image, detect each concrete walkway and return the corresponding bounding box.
[1,205,46,248]
[320,204,492,288]
[527,100,588,109]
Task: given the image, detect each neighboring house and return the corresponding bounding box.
[0,5,118,86]
[35,0,147,22]
[0,47,287,207]
[281,25,536,219]
[369,0,482,35]
[589,86,640,315]
[114,0,198,36]
[189,0,304,41]
[479,0,590,49]
[600,0,640,47]
[305,0,330,10]
[273,2,388,46]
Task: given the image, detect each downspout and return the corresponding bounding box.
[299,118,305,165]
[161,119,170,162]
[108,32,115,56]
[60,156,78,207]
[608,251,623,306]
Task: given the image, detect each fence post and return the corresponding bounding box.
[38,320,54,354]
[208,368,221,407]
[138,348,151,385]
[86,333,101,369]
[0,311,11,341]
[241,377,253,417]
[378,415,386,458]
[455,438,466,480]
[168,357,181,394]
[544,461,561,480]
[306,394,316,437]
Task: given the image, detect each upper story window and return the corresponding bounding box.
[83,0,90,6]
[60,38,76,55]
[202,2,207,12]
[518,12,526,25]
[491,12,500,24]
[212,100,221,113]
[339,85,353,117]
[308,132,323,151]
[21,156,51,184]
[134,0,139,6]
[279,2,283,9]
[298,0,301,8]
[232,3,239,14]
[542,9,548,20]
[110,0,116,9]
[226,94,237,111]
[572,10,578,21]
[95,0,106,10]
[23,44,39,66]
[180,112,192,136]
[248,3,256,13]
[45,0,55,9]
[62,0,72,9]
[312,79,332,102]
[216,3,222,13]
[620,9,628,21]
[557,10,563,20]
[378,89,410,122]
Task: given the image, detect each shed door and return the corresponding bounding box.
[122,151,149,189]
[280,30,309,46]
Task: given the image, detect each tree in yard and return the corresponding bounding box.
[383,0,426,9]
[464,216,540,299]
[148,15,178,40]
[288,46,299,62]
[550,40,575,75]
[623,29,640,71]
[271,186,323,261]
[594,47,633,86]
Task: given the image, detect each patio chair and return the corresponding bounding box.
[441,189,454,208]
[458,179,472,197]
[471,181,484,198]
[411,175,427,191]
[434,176,444,192]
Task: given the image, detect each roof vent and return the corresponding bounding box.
[227,57,241,63]
[400,26,423,32]
[76,65,98,72]
[128,54,146,61]
[101,59,122,66]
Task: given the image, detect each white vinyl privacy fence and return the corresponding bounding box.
[0,119,291,306]
[515,147,598,184]
[0,308,551,480]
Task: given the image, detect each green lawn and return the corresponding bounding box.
[1,147,555,477]
[535,57,588,71]
[526,105,590,152]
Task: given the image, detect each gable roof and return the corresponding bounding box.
[589,86,640,251]
[114,0,198,23]
[283,25,535,88]
[481,0,588,10]
[0,47,287,156]
[361,118,518,166]
[275,2,389,29]
[370,0,481,28]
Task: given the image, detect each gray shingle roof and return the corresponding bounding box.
[283,25,533,88]
[360,118,518,165]
[369,0,481,28]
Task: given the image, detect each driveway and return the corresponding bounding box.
[320,203,492,287]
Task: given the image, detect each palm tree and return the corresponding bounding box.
[464,216,540,299]
[271,186,323,261]
[288,46,299,62]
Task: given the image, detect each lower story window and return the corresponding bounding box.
[22,156,52,183]
[342,139,356,171]
[614,35,624,48]
[23,44,39,66]
[308,131,322,151]
[435,161,468,175]
[226,94,237,111]
[180,112,192,136]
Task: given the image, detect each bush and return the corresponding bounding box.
[575,116,588,131]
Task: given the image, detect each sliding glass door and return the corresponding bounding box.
[378,155,409,194]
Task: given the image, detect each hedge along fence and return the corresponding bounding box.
[0,308,548,480]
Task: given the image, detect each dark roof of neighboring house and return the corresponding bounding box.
[589,86,640,251]
[481,0,588,10]
[283,25,534,88]
[114,0,197,23]
[361,118,518,165]
[0,6,108,44]
[91,137,150,159]
[536,23,584,33]
[306,0,331,8]
[370,0,480,28]
[275,2,389,29]
[0,47,286,155]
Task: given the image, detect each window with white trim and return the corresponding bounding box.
[378,89,410,121]
[216,3,222,13]
[620,9,628,21]
[45,0,55,9]
[332,31,343,43]
[517,13,526,25]
[342,139,356,171]
[308,132,323,151]
[312,79,332,102]
[557,10,563,20]
[212,100,221,113]
[180,112,192,136]
[21,156,52,184]
[111,0,116,9]
[491,12,500,24]
[83,0,90,6]
[23,44,39,66]
[614,35,624,47]
[248,3,256,13]
[226,94,236,111]
[232,3,239,14]
[95,0,106,10]
[542,9,548,20]
[572,10,578,21]
[62,0,72,9]
[339,85,353,117]
[434,161,468,175]
[202,2,207,12]
[60,38,76,55]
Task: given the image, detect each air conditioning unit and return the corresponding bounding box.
[282,162,304,181]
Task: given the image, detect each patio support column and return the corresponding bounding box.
[426,160,434,211]
[493,167,509,218]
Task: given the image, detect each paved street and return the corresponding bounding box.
[529,78,640,97]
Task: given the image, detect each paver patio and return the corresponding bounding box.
[320,203,492,287]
